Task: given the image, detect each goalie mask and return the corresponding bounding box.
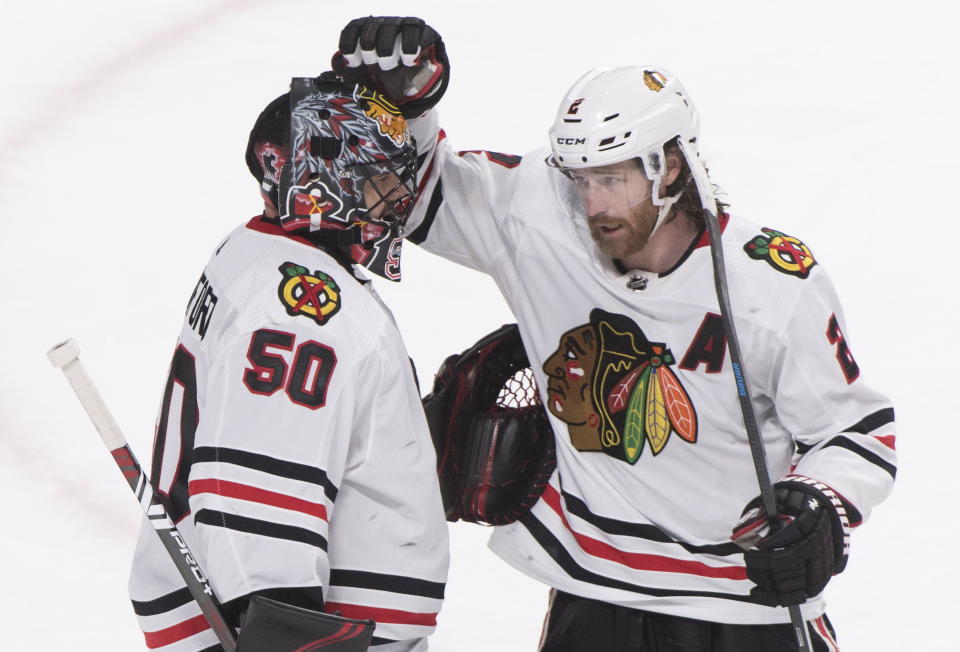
[246,75,418,280]
[548,66,701,238]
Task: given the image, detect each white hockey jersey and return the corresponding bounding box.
[128,217,449,651]
[404,114,896,625]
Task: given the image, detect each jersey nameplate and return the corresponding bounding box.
[543,308,698,465]
[743,227,817,279]
[186,273,218,339]
[277,262,342,325]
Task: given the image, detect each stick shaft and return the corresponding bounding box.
[676,145,812,652]
[48,340,238,651]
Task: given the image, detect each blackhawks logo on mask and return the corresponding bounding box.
[277,263,342,325]
[544,309,697,464]
[357,87,409,146]
[744,227,817,279]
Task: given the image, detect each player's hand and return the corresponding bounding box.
[731,479,846,607]
[332,16,449,118]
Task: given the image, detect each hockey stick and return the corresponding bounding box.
[47,339,238,652]
[676,141,812,652]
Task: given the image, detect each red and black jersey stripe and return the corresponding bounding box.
[329,569,445,600]
[556,484,742,557]
[131,587,195,617]
[193,446,338,503]
[794,407,897,479]
[518,511,754,602]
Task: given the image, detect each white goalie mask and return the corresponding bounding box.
[549,66,702,233]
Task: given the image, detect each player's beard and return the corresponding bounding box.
[587,201,659,261]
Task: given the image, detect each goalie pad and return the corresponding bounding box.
[422,323,556,525]
[236,595,374,651]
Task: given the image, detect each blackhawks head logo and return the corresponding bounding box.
[543,309,697,464]
[277,263,342,325]
[744,227,817,279]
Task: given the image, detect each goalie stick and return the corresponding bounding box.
[47,339,238,652]
[677,141,813,652]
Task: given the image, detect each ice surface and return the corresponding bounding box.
[1,1,956,649]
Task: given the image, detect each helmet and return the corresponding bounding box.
[246,75,418,280]
[549,66,700,205]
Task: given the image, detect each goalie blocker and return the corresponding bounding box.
[422,323,556,525]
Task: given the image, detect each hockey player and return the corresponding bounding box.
[332,17,897,651]
[128,76,449,651]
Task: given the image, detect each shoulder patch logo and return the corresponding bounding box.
[744,227,817,279]
[544,309,698,465]
[277,262,342,325]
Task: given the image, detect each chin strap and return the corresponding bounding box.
[649,192,681,238]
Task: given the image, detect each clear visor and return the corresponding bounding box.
[557,161,653,221]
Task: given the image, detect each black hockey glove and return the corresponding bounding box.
[236,596,374,651]
[732,477,850,607]
[422,323,556,525]
[333,16,449,118]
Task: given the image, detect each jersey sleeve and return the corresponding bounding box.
[404,110,525,274]
[763,269,897,539]
[322,327,449,648]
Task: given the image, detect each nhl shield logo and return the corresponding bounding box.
[277,263,342,325]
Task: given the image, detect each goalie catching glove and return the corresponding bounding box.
[732,475,853,607]
[422,323,556,525]
[333,16,449,118]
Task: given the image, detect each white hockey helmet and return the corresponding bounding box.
[549,66,700,189]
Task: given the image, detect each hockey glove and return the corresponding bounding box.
[732,476,850,607]
[333,16,449,118]
[422,323,556,525]
[236,595,374,651]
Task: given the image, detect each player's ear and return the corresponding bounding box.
[663,150,683,188]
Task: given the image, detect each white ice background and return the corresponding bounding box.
[1,1,956,649]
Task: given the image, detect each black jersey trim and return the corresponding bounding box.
[822,436,897,479]
[371,637,395,646]
[329,569,446,600]
[846,407,895,435]
[195,509,328,551]
[794,407,895,457]
[518,513,753,602]
[407,178,443,245]
[559,488,742,557]
[193,446,338,503]
[131,587,194,616]
[198,645,225,652]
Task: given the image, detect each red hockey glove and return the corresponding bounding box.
[732,476,850,607]
[333,16,449,118]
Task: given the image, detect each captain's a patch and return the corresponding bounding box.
[744,228,817,279]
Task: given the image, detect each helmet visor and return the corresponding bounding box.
[559,160,653,220]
